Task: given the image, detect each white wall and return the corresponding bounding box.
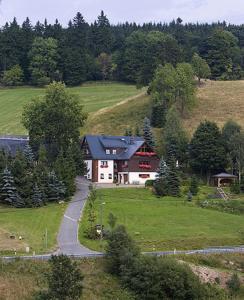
[98,160,114,183]
[84,160,92,180]
[128,172,157,185]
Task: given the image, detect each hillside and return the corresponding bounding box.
[84,80,244,137]
[0,83,142,135]
[183,80,244,135]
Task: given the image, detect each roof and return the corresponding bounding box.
[212,173,238,178]
[0,136,29,155]
[83,135,145,160]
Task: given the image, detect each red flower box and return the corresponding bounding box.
[135,152,157,157]
[139,164,152,169]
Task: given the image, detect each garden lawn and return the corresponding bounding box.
[0,82,142,135]
[0,203,66,255]
[79,188,244,252]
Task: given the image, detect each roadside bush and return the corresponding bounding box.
[105,224,140,275]
[37,255,84,300]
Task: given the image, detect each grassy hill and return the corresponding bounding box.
[0,83,143,135]
[183,80,244,135]
[84,80,244,137]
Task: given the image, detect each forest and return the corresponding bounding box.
[1,11,244,87]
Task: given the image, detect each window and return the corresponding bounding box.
[113,149,117,155]
[100,173,104,179]
[101,161,108,167]
[106,149,110,154]
[109,174,113,179]
[139,174,150,178]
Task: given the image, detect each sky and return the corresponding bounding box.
[0,0,244,26]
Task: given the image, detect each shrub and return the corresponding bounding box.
[2,65,24,86]
[227,273,241,294]
[38,255,84,300]
[105,225,140,275]
[145,179,154,187]
[230,181,240,194]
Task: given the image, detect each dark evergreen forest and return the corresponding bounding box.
[1,11,244,86]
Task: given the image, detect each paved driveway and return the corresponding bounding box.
[56,177,100,255]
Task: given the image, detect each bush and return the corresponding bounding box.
[227,273,241,294]
[121,255,222,300]
[39,255,84,300]
[2,65,24,86]
[230,181,240,194]
[145,179,154,187]
[105,225,140,275]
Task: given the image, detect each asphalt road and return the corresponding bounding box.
[56,177,100,256]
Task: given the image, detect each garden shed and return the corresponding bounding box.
[212,173,237,187]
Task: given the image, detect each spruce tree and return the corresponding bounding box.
[47,171,66,202]
[54,149,76,197]
[167,155,181,197]
[189,175,199,196]
[143,117,155,148]
[135,126,141,137]
[0,167,25,207]
[154,157,169,197]
[23,144,35,165]
[125,128,132,136]
[32,183,44,207]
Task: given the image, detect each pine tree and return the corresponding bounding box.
[154,157,169,197]
[54,149,76,197]
[156,157,169,180]
[23,144,35,165]
[125,128,132,136]
[167,155,181,197]
[143,117,155,148]
[32,183,43,207]
[189,175,199,196]
[0,167,25,207]
[47,171,66,202]
[135,126,141,137]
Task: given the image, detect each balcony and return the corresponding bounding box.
[139,164,152,170]
[135,152,157,157]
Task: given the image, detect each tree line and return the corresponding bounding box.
[1,12,244,86]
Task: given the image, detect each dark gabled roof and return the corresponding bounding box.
[0,136,29,155]
[212,173,238,178]
[83,135,145,160]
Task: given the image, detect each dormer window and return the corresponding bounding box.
[113,149,116,155]
[106,149,110,154]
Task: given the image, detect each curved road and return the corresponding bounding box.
[56,177,100,256]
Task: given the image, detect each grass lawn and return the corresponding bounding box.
[0,203,66,255]
[0,82,142,135]
[79,188,244,252]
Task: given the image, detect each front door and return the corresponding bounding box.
[123,174,128,184]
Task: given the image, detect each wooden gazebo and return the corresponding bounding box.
[212,173,238,187]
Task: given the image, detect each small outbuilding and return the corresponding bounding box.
[212,173,238,187]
